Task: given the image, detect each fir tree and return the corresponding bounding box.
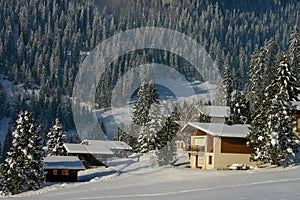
[132,82,151,126]
[288,27,300,76]
[132,81,159,126]
[246,46,265,112]
[230,93,251,124]
[222,64,233,106]
[156,110,178,166]
[274,54,300,101]
[46,118,66,156]
[137,103,164,153]
[1,111,45,195]
[247,54,300,166]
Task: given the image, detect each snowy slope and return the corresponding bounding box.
[97,81,217,139]
[5,162,300,200]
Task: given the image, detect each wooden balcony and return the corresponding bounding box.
[185,145,205,152]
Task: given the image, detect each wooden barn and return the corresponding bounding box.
[63,140,132,168]
[182,122,255,170]
[43,156,85,182]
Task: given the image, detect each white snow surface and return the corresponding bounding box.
[181,122,250,138]
[3,152,300,200]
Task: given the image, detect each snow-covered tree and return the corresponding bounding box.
[247,54,300,166]
[137,103,164,153]
[247,93,274,164]
[222,64,233,106]
[1,111,45,195]
[230,93,251,124]
[288,27,300,75]
[132,82,151,126]
[273,54,300,101]
[132,81,159,126]
[246,46,265,112]
[156,110,178,166]
[46,118,66,156]
[267,94,300,166]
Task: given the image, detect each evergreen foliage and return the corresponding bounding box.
[1,111,44,195]
[230,93,251,124]
[137,103,164,153]
[222,64,233,106]
[247,53,300,166]
[46,118,66,156]
[156,110,178,166]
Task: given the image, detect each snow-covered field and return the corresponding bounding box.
[3,153,300,200]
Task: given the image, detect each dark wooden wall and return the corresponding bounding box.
[221,137,252,154]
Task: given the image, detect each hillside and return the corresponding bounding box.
[0,0,299,150]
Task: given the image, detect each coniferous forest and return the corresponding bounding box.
[0,0,299,167]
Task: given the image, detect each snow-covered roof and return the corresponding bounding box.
[43,156,85,170]
[181,122,249,138]
[63,140,132,155]
[199,106,231,118]
[292,101,300,110]
[64,141,114,155]
[106,141,132,150]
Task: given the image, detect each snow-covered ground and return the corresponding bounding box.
[3,153,300,200]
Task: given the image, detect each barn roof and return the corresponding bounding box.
[43,156,85,170]
[199,106,231,118]
[181,122,249,138]
[63,140,132,155]
[64,141,114,155]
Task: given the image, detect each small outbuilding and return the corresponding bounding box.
[43,156,85,182]
[63,140,132,168]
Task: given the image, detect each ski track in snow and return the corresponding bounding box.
[58,177,300,200]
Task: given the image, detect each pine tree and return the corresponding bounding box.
[137,103,164,153]
[46,118,66,156]
[288,27,300,76]
[156,110,178,166]
[247,54,300,166]
[230,93,251,124]
[274,54,300,101]
[132,82,151,126]
[247,94,273,163]
[223,64,233,106]
[132,81,159,126]
[2,111,45,195]
[246,46,265,112]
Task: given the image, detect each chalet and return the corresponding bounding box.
[292,101,300,137]
[63,140,132,168]
[182,122,254,170]
[43,156,85,182]
[198,106,230,123]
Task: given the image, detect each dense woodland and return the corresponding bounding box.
[0,0,299,157]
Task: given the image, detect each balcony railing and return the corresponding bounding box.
[185,145,205,152]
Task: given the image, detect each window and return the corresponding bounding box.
[208,156,213,165]
[61,169,69,176]
[53,169,58,175]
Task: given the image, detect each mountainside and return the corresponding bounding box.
[0,0,299,146]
